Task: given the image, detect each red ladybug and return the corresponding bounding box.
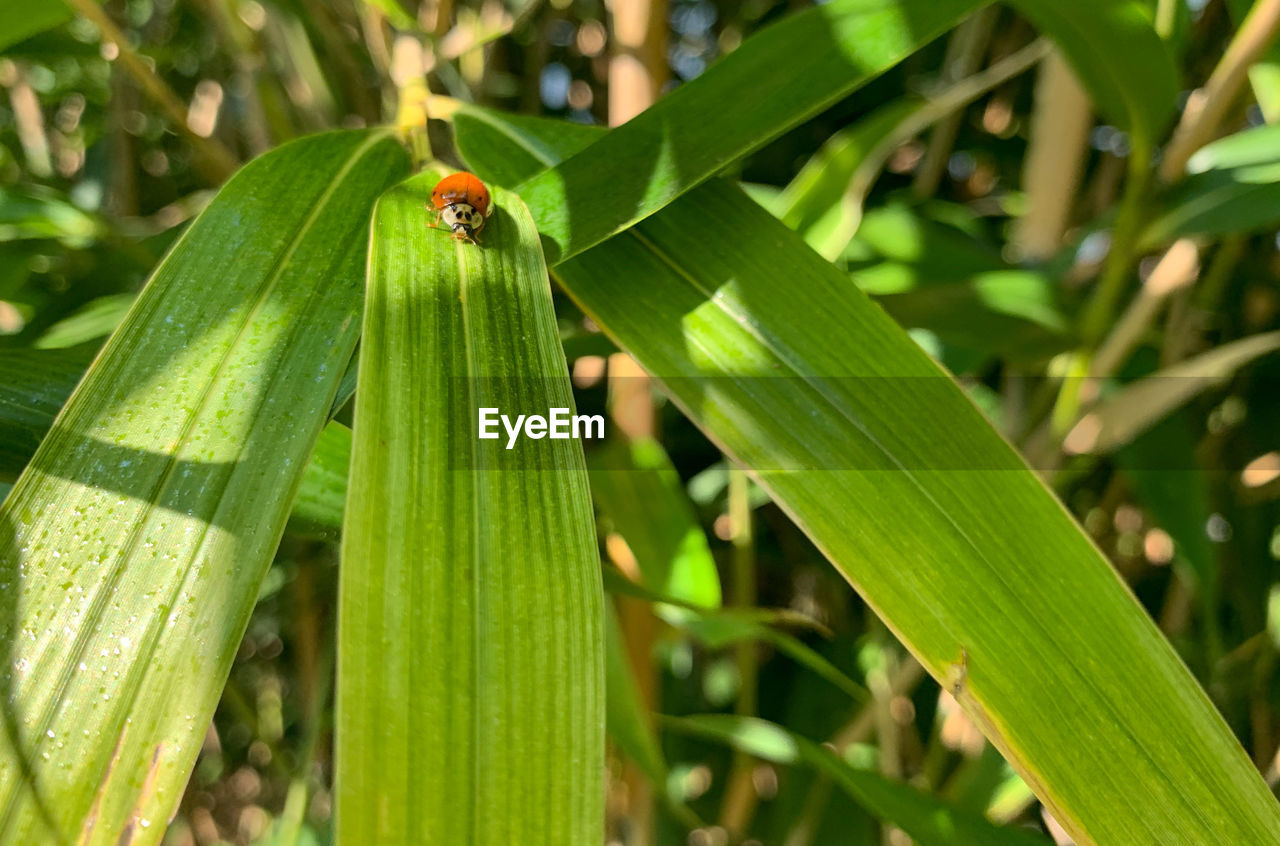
[428,171,493,244]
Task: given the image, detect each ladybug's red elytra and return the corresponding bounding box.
[428,171,493,244]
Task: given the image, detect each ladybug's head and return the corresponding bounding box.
[443,202,480,234]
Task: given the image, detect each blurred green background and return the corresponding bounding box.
[2,1,1280,844]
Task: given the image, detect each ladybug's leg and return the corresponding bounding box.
[424,202,445,231]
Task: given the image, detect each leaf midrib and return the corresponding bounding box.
[455,235,483,844]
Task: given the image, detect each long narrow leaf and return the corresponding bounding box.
[1065,331,1280,456]
[589,436,721,609]
[1004,0,1176,143]
[0,345,95,480]
[335,168,604,843]
[0,129,408,843]
[0,346,353,541]
[454,110,1280,844]
[1143,125,1280,246]
[0,0,72,53]
[513,0,985,263]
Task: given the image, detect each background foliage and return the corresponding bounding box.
[2,0,1280,844]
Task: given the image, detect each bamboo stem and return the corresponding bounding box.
[1089,238,1201,381]
[1159,0,1280,182]
[603,0,664,796]
[1012,48,1093,262]
[607,0,667,125]
[912,8,997,198]
[1,63,52,177]
[1080,138,1153,348]
[64,0,239,183]
[199,0,274,154]
[718,467,759,838]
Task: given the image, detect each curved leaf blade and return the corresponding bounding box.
[1186,123,1280,173]
[0,129,409,843]
[589,436,721,609]
[1005,0,1176,142]
[335,169,604,844]
[513,0,986,264]
[1065,331,1280,456]
[1139,125,1280,245]
[0,0,72,54]
[0,346,353,541]
[455,111,1280,845]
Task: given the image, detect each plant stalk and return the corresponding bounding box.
[63,0,239,183]
[1159,0,1280,181]
[718,467,759,838]
[1012,48,1093,262]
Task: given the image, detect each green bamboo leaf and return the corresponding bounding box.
[865,267,1069,359]
[459,111,1066,366]
[1143,166,1280,246]
[33,293,134,349]
[1226,0,1280,122]
[589,436,721,609]
[0,345,95,481]
[0,129,408,843]
[1063,331,1280,456]
[0,347,353,540]
[599,566,866,701]
[771,37,1046,259]
[1004,0,1176,142]
[678,615,868,702]
[0,0,71,54]
[454,111,1280,844]
[665,714,1050,846]
[771,100,923,256]
[286,421,351,541]
[849,205,1069,359]
[1185,123,1280,173]
[0,185,102,244]
[600,566,827,635]
[1143,126,1280,245]
[604,604,666,786]
[335,168,603,844]
[513,0,985,264]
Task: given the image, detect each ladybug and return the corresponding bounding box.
[428,171,493,244]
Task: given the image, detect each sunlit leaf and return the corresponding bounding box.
[33,293,134,350]
[0,0,72,55]
[1144,126,1280,245]
[454,109,1280,845]
[0,129,408,843]
[589,436,721,609]
[513,0,985,263]
[0,346,353,541]
[335,168,603,844]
